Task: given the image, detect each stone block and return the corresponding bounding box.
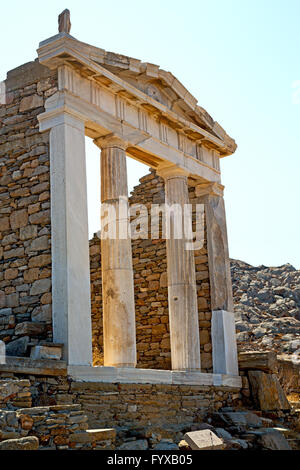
[0,356,67,376]
[29,210,50,225]
[0,308,12,316]
[160,272,168,288]
[215,428,233,440]
[220,411,262,428]
[86,428,116,442]
[15,322,46,336]
[24,268,40,283]
[29,254,51,268]
[20,225,38,240]
[10,209,28,229]
[198,297,208,309]
[4,248,24,260]
[19,414,34,430]
[30,345,62,361]
[211,310,238,375]
[0,291,6,308]
[29,235,49,251]
[238,351,278,373]
[0,217,10,231]
[200,329,210,344]
[118,439,148,450]
[30,278,51,295]
[183,430,224,450]
[252,428,291,450]
[152,324,166,335]
[248,371,290,411]
[68,432,93,444]
[201,352,212,369]
[4,268,18,280]
[0,436,39,450]
[19,94,43,112]
[153,441,178,450]
[31,304,51,322]
[6,293,19,308]
[6,336,29,356]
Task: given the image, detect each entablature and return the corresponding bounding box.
[37,33,236,158]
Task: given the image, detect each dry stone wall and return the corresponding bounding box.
[0,378,31,408]
[90,169,213,371]
[0,61,57,356]
[0,401,115,450]
[68,382,241,441]
[0,368,242,445]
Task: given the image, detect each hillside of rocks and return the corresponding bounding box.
[231,259,300,357]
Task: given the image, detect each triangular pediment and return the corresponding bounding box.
[37,33,236,156]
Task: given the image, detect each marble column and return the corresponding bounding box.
[195,182,238,375]
[39,106,92,366]
[158,166,201,371]
[94,135,136,368]
[195,182,233,312]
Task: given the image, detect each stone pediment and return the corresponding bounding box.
[37,33,236,157]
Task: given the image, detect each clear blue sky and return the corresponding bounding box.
[1,0,299,268]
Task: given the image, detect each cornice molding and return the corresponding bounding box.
[37,34,236,157]
[195,182,225,198]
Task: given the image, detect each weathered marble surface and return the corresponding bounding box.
[67,365,242,387]
[39,105,92,366]
[95,136,136,368]
[211,310,238,375]
[58,9,71,34]
[196,183,234,312]
[159,166,201,371]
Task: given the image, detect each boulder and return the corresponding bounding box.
[227,439,248,450]
[118,439,148,450]
[253,428,291,450]
[212,411,262,429]
[248,371,290,411]
[223,411,262,428]
[215,428,233,440]
[153,440,178,450]
[6,336,29,356]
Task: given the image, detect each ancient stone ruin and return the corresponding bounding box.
[0,11,299,451]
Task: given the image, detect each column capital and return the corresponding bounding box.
[157,164,189,180]
[195,182,224,198]
[38,91,86,133]
[94,134,128,151]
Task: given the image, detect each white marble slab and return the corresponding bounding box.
[172,371,213,386]
[67,366,241,388]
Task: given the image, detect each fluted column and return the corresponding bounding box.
[94,135,136,368]
[158,166,201,371]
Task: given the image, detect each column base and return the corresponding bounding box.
[211,310,239,375]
